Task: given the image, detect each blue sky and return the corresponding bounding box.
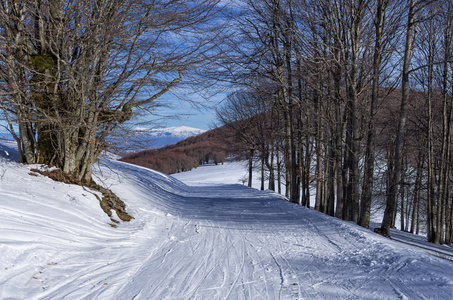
[0,96,221,136]
[132,90,225,131]
[151,102,218,130]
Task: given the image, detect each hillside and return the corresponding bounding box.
[1,138,453,299]
[132,126,206,149]
[106,126,206,155]
[120,125,240,174]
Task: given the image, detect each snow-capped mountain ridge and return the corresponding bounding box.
[132,126,206,150]
[136,126,206,138]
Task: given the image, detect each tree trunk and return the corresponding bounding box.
[314,89,323,211]
[304,137,312,208]
[359,0,389,228]
[268,145,276,191]
[277,146,282,194]
[334,68,345,219]
[326,138,335,216]
[381,0,417,237]
[400,164,406,231]
[248,148,254,187]
[346,0,367,224]
[260,155,265,191]
[410,152,423,234]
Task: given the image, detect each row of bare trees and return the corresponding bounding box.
[0,0,221,183]
[2,0,453,243]
[215,0,453,244]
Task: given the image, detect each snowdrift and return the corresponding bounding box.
[1,138,452,299]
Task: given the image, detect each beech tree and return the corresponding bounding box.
[0,0,221,183]
[380,0,419,237]
[218,0,453,245]
[216,88,271,188]
[408,0,453,244]
[359,0,402,228]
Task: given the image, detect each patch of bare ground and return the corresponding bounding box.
[30,168,133,225]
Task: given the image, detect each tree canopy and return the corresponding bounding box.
[0,0,221,182]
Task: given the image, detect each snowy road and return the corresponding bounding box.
[1,147,453,299]
[106,161,453,300]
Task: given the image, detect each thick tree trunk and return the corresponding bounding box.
[346,0,366,224]
[18,119,37,164]
[381,0,417,237]
[359,0,388,228]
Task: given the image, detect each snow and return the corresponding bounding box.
[133,126,206,149]
[1,138,453,299]
[134,126,205,139]
[105,126,206,155]
[173,161,256,187]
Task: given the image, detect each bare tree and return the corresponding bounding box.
[380,0,419,237]
[359,0,402,228]
[216,87,274,188]
[0,0,221,183]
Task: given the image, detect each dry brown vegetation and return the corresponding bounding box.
[29,168,133,223]
[120,125,241,174]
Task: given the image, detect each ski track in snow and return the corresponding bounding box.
[1,140,453,299]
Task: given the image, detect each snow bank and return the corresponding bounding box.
[1,139,452,299]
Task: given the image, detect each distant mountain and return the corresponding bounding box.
[109,126,206,155]
[1,126,207,157]
[136,126,207,149]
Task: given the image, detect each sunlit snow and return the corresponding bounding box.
[0,138,452,299]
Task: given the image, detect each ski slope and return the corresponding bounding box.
[1,138,452,299]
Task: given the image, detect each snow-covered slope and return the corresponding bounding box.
[133,126,206,149]
[106,126,206,155]
[143,126,206,138]
[1,139,453,299]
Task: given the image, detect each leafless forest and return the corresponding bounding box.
[1,0,453,244]
[213,0,453,244]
